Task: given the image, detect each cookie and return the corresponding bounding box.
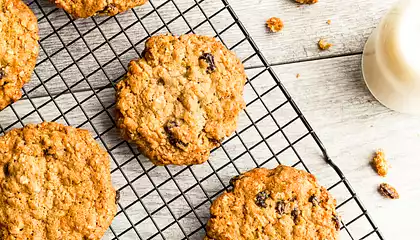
[0,122,117,239]
[205,165,339,240]
[53,0,148,18]
[0,0,39,111]
[116,34,246,165]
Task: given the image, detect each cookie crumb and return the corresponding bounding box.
[371,149,389,177]
[327,19,332,25]
[296,73,300,78]
[378,183,399,199]
[295,0,318,4]
[318,39,332,50]
[266,17,284,33]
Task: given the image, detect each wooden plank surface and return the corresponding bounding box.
[25,0,399,94]
[231,0,398,64]
[7,0,412,239]
[272,55,420,240]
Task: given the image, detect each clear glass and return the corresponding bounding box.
[362,0,420,115]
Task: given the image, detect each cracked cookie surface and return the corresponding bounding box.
[0,122,116,239]
[116,34,246,165]
[53,0,148,18]
[205,165,339,240]
[0,0,39,111]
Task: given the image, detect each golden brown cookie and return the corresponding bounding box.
[53,0,148,18]
[0,0,39,111]
[0,122,117,239]
[116,34,246,165]
[205,165,339,240]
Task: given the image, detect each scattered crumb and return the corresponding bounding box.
[295,0,318,4]
[378,183,400,199]
[266,17,284,33]
[296,73,300,78]
[371,149,389,177]
[327,19,332,25]
[318,39,333,50]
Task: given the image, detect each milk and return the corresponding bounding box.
[362,0,420,114]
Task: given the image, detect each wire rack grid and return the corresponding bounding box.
[3,0,383,239]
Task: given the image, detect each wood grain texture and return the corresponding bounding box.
[24,0,399,95]
[231,0,398,64]
[7,0,410,239]
[272,55,420,240]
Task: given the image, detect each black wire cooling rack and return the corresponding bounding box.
[3,0,384,239]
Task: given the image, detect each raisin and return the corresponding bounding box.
[164,121,188,148]
[309,195,319,205]
[98,4,117,14]
[0,69,4,80]
[332,215,340,231]
[164,121,179,144]
[209,137,224,145]
[166,134,179,146]
[199,53,216,73]
[157,78,164,85]
[255,191,269,208]
[3,163,10,177]
[141,49,147,58]
[43,147,52,156]
[291,208,300,224]
[276,201,285,215]
[378,183,400,199]
[115,190,121,204]
[229,175,241,186]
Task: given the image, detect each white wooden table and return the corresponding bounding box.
[232,0,414,239]
[13,0,414,239]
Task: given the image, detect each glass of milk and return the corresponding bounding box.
[362,0,420,114]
